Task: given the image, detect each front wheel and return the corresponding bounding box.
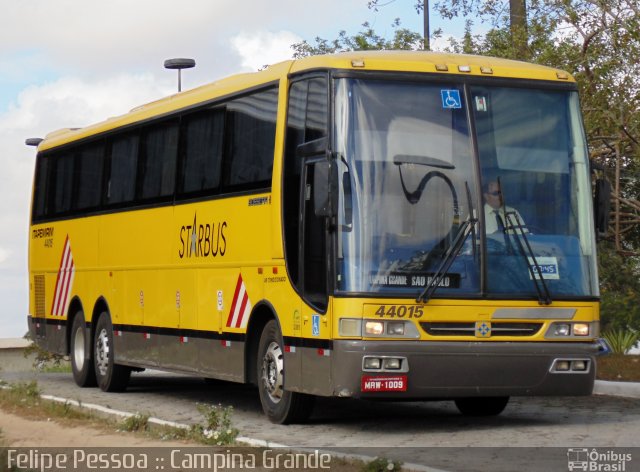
[94,312,131,392]
[70,312,96,387]
[257,320,314,424]
[454,396,509,416]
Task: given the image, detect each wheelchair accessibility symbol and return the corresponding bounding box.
[441,89,462,109]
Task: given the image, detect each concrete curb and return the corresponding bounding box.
[594,380,640,399]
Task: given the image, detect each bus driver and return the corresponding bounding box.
[483,180,527,234]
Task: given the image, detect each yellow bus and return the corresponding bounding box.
[28,51,605,424]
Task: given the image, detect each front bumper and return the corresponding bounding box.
[331,340,599,399]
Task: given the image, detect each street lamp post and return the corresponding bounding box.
[164,58,196,92]
[424,0,430,51]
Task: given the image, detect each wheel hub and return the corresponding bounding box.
[95,328,110,376]
[73,325,85,371]
[261,341,284,403]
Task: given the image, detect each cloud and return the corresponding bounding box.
[0,0,375,337]
[231,30,302,71]
[0,73,173,336]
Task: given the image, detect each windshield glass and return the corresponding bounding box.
[333,77,598,299]
[333,78,480,295]
[473,86,598,298]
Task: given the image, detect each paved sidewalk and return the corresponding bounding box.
[594,380,640,399]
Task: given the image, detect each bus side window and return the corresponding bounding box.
[179,109,224,198]
[138,121,179,201]
[107,134,139,205]
[75,142,105,211]
[223,88,278,192]
[32,155,50,221]
[52,151,75,216]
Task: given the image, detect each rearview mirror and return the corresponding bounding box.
[594,178,611,238]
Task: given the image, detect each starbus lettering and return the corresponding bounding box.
[179,213,227,259]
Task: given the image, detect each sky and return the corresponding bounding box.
[0,0,466,338]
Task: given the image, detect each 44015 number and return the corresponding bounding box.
[374,305,424,319]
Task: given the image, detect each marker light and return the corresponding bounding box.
[573,323,590,336]
[365,321,384,336]
[435,64,449,71]
[458,65,471,73]
[480,66,493,74]
[339,318,362,337]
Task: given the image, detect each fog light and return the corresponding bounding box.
[387,322,405,336]
[555,360,570,371]
[382,358,402,370]
[554,324,571,336]
[363,357,381,370]
[572,360,588,371]
[365,321,384,336]
[573,323,590,336]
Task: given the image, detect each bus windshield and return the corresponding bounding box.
[333,77,598,299]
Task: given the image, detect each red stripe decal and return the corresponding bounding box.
[226,275,244,327]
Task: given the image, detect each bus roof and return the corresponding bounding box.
[37,50,574,152]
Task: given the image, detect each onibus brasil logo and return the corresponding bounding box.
[567,448,632,471]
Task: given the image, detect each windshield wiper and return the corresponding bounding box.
[504,211,552,305]
[417,182,477,303]
[494,177,551,305]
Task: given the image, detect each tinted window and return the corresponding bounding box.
[75,143,104,210]
[283,77,328,288]
[140,122,179,200]
[180,109,224,196]
[108,134,139,204]
[225,88,278,190]
[33,156,50,220]
[53,152,74,215]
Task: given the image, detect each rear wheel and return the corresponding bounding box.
[70,312,96,387]
[257,320,314,424]
[454,396,509,416]
[94,312,131,392]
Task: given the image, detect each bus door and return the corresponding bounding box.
[299,155,332,393]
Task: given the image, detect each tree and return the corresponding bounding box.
[291,20,423,58]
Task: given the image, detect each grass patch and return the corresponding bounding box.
[597,354,640,382]
[0,381,95,423]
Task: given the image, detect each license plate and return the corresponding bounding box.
[361,375,408,392]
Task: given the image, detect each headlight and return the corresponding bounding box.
[554,324,571,336]
[386,322,405,336]
[573,323,590,336]
[365,321,384,336]
[545,322,595,339]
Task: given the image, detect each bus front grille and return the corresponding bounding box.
[419,322,543,337]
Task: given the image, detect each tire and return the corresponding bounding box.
[70,312,97,387]
[454,396,509,416]
[93,312,131,392]
[257,320,314,424]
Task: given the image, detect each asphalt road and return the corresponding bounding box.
[2,369,639,471]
